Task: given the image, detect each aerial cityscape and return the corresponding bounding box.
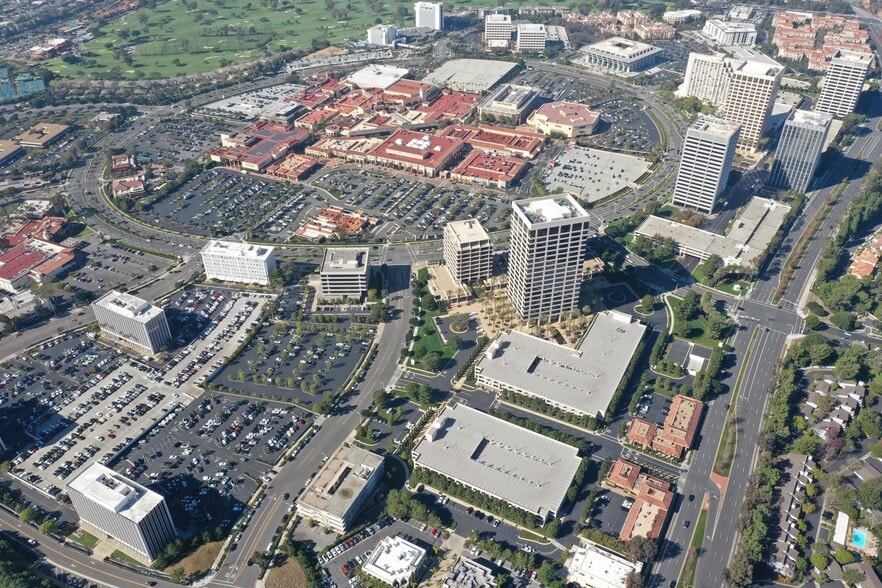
[0,0,881,587]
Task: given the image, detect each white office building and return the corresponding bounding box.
[363,536,426,586]
[702,19,757,46]
[414,2,444,30]
[579,37,662,72]
[816,50,873,117]
[367,24,398,46]
[92,291,171,355]
[296,445,384,534]
[485,13,513,47]
[516,23,546,52]
[320,248,370,300]
[443,219,492,285]
[679,52,731,107]
[66,463,176,563]
[200,240,276,286]
[768,110,831,193]
[566,541,643,588]
[507,195,589,321]
[672,115,740,214]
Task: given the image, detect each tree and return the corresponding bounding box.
[536,561,558,585]
[810,553,828,571]
[171,568,186,582]
[857,477,882,510]
[626,536,658,562]
[423,352,443,373]
[38,519,57,536]
[833,548,855,565]
[625,570,643,588]
[19,508,37,525]
[831,311,857,331]
[842,566,865,587]
[640,295,653,314]
[678,291,699,321]
[805,314,822,330]
[447,335,462,350]
[725,549,754,587]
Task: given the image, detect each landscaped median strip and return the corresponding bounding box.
[676,504,708,588]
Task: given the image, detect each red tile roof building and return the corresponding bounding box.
[210,122,310,171]
[0,238,78,293]
[111,179,146,197]
[265,154,321,182]
[627,395,704,459]
[295,206,379,240]
[5,216,68,247]
[605,459,674,541]
[528,101,600,138]
[367,129,466,177]
[438,125,544,159]
[772,11,871,71]
[450,151,526,188]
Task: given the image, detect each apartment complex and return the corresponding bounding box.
[295,445,384,534]
[484,14,513,47]
[475,311,646,420]
[200,240,276,286]
[768,110,831,193]
[507,196,589,320]
[772,10,870,71]
[702,19,757,46]
[516,23,546,52]
[320,248,370,300]
[92,291,171,355]
[443,219,493,285]
[412,403,582,521]
[66,463,176,563]
[672,115,740,214]
[414,2,444,30]
[815,50,873,117]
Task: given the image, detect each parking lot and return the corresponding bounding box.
[311,169,509,241]
[356,397,423,454]
[543,144,651,202]
[128,118,240,166]
[68,236,173,292]
[136,168,321,240]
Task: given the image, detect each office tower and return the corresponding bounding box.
[816,50,873,117]
[443,219,493,285]
[723,58,783,152]
[768,110,831,193]
[67,463,176,563]
[507,196,590,321]
[679,52,731,107]
[320,248,370,299]
[702,19,757,46]
[484,14,512,48]
[200,240,276,286]
[672,115,740,214]
[414,2,443,30]
[92,291,171,355]
[516,23,546,52]
[367,24,398,46]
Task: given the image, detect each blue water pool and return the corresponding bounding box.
[853,529,868,549]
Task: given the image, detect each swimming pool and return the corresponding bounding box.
[853,529,868,549]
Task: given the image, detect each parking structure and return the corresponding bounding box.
[542,144,651,202]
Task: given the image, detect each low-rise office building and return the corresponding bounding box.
[477,84,543,124]
[66,463,176,564]
[527,101,600,138]
[320,248,370,300]
[296,445,384,534]
[363,535,427,586]
[626,395,704,459]
[565,541,643,587]
[92,291,171,356]
[580,37,662,72]
[412,403,581,521]
[702,19,757,46]
[200,240,276,286]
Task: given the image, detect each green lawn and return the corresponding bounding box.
[68,529,99,549]
[411,310,456,373]
[665,296,722,349]
[43,0,551,80]
[112,549,142,565]
[692,263,749,297]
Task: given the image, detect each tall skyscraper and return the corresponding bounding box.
[723,58,783,153]
[66,463,176,563]
[678,52,730,107]
[444,219,493,285]
[414,2,444,30]
[816,50,873,117]
[484,13,512,47]
[768,110,831,193]
[672,115,740,214]
[507,196,590,321]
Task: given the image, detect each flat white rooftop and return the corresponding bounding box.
[789,109,833,129]
[513,195,589,225]
[67,462,164,522]
[413,403,581,517]
[93,290,163,323]
[345,64,410,89]
[581,37,660,59]
[486,13,511,23]
[566,542,642,588]
[834,49,874,66]
[202,240,275,260]
[363,536,426,584]
[476,311,646,418]
[690,114,740,137]
[422,59,519,93]
[321,248,370,274]
[446,219,490,244]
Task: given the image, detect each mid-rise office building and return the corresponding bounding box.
[296,445,384,534]
[724,57,783,152]
[367,24,398,46]
[507,195,590,321]
[672,115,740,214]
[443,219,492,285]
[516,23,546,52]
[816,50,873,117]
[66,463,176,563]
[485,14,512,48]
[414,2,443,30]
[363,536,426,586]
[768,110,831,193]
[320,248,370,300]
[580,37,662,72]
[92,291,171,355]
[702,19,757,46]
[200,240,276,286]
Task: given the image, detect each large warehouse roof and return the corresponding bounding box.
[412,403,581,517]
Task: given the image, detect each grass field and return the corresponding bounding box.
[68,529,99,549]
[164,540,224,577]
[266,558,309,588]
[665,296,720,349]
[112,549,143,565]
[43,0,552,79]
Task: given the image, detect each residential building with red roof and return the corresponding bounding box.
[528,101,600,138]
[772,10,871,71]
[450,151,526,188]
